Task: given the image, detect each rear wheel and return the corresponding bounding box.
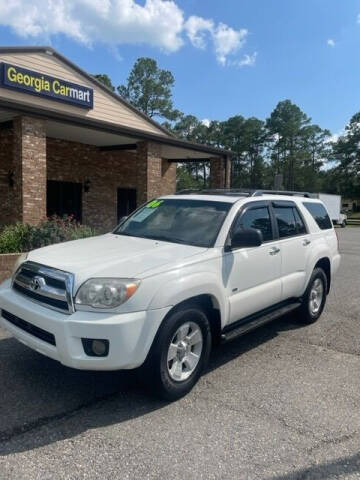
[143,304,212,401]
[297,268,327,324]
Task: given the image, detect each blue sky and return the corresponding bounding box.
[0,0,359,135]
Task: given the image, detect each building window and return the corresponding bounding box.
[117,188,137,222]
[47,180,83,222]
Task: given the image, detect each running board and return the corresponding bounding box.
[221,302,301,343]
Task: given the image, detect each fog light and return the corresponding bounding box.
[81,338,109,357]
[92,340,107,356]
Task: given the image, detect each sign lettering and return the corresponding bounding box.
[0,63,94,109]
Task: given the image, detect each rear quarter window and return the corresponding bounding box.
[303,202,333,230]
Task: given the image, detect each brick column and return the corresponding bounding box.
[136,141,176,205]
[225,155,232,188]
[210,157,226,189]
[13,116,47,224]
[161,159,176,196]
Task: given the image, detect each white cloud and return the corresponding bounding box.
[185,16,213,49]
[327,128,345,144]
[201,118,210,127]
[0,0,251,66]
[213,23,248,66]
[185,16,248,65]
[231,52,257,67]
[327,39,335,47]
[0,0,185,52]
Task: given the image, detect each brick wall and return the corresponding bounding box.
[0,118,177,233]
[13,116,47,225]
[47,138,139,232]
[0,126,14,228]
[0,253,22,284]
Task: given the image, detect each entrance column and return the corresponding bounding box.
[210,157,227,189]
[225,155,232,188]
[13,116,47,224]
[136,141,176,205]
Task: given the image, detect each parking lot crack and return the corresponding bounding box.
[307,430,360,454]
[284,337,360,359]
[0,391,120,445]
[202,395,316,440]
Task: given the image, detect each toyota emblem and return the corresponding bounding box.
[29,275,46,292]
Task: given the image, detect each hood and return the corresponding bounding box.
[28,233,207,286]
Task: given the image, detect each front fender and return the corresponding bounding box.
[148,272,228,328]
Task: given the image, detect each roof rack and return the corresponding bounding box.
[175,188,314,198]
[252,190,313,198]
[176,188,251,197]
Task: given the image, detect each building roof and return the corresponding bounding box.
[0,46,232,159]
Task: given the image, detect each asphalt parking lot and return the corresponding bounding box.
[0,228,359,480]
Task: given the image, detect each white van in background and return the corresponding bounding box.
[315,193,347,227]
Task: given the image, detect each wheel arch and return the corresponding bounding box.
[314,257,331,293]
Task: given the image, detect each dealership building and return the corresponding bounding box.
[0,46,231,231]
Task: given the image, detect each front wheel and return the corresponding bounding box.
[297,268,327,324]
[341,220,346,228]
[143,304,212,401]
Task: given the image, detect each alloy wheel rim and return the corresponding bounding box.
[167,321,203,382]
[309,278,324,315]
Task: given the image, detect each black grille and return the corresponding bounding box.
[1,309,56,346]
[20,267,65,290]
[12,262,73,314]
[13,283,69,311]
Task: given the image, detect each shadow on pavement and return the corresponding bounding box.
[0,313,303,456]
[268,452,360,479]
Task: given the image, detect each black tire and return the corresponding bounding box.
[297,268,328,324]
[341,221,346,228]
[143,304,212,401]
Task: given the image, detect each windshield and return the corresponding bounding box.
[114,198,232,247]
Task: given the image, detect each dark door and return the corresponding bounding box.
[47,180,83,222]
[117,188,137,221]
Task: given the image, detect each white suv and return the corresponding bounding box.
[0,191,341,400]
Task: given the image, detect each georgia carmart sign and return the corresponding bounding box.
[0,63,94,109]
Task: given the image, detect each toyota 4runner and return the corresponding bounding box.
[0,190,341,400]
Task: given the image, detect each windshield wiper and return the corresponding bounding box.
[147,234,200,246]
[114,231,201,247]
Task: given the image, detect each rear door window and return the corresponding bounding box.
[293,208,307,234]
[303,202,332,230]
[274,207,297,238]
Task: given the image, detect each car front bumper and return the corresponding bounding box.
[0,280,170,370]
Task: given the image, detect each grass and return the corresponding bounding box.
[348,211,360,219]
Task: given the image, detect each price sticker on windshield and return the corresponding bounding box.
[146,200,163,208]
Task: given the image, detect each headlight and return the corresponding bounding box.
[75,278,140,309]
[12,253,28,277]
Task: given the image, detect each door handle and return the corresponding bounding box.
[269,247,280,255]
[303,239,311,246]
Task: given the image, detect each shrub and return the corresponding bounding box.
[0,216,98,254]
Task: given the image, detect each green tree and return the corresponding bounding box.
[266,100,311,190]
[298,124,331,191]
[118,57,180,121]
[332,112,360,198]
[222,116,268,188]
[170,115,211,188]
[92,74,115,92]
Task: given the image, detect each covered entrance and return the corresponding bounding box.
[0,46,232,231]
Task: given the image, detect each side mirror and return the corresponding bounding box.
[230,228,263,249]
